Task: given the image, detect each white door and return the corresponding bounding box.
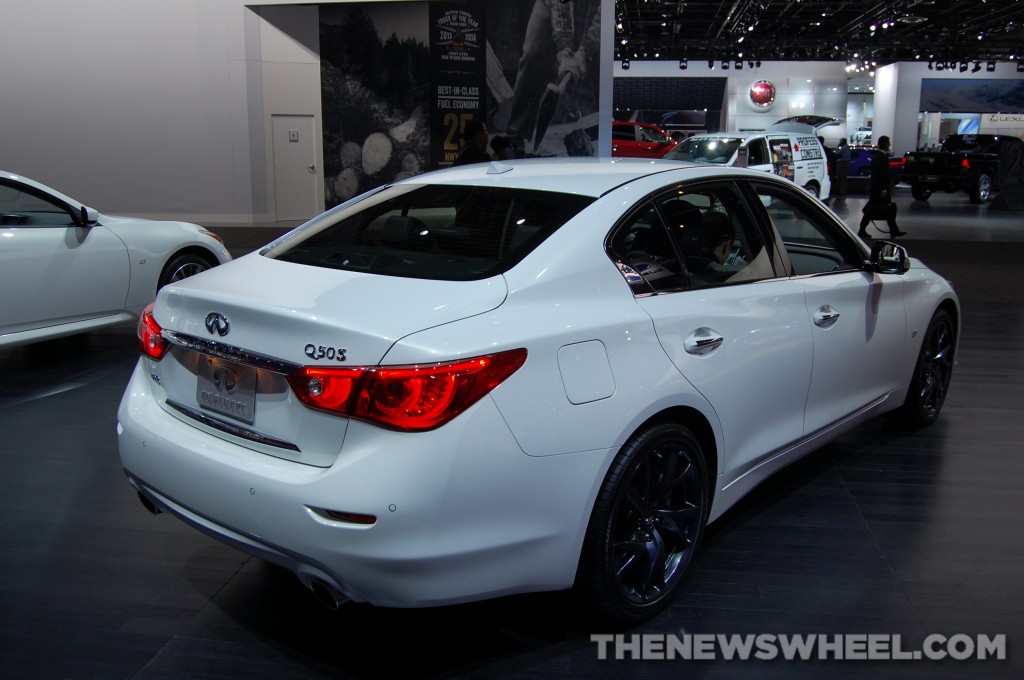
[749,179,907,435]
[271,115,319,221]
[799,271,906,432]
[614,185,813,478]
[0,181,129,335]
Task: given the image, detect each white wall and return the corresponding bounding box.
[0,0,340,223]
[2,1,249,221]
[0,0,614,224]
[613,60,850,144]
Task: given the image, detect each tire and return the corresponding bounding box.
[576,422,709,627]
[911,186,932,201]
[158,252,215,290]
[969,173,992,204]
[897,309,956,427]
[802,183,819,198]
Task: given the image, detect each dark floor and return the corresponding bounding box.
[2,188,1023,679]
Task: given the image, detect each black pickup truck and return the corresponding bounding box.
[901,134,1002,203]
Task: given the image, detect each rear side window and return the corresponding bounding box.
[608,181,777,294]
[269,184,594,281]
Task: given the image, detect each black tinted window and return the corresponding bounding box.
[269,184,594,281]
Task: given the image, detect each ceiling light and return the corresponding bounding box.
[679,59,687,70]
[972,62,981,73]
[987,61,997,72]
[622,59,630,70]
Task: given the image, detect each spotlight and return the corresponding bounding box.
[1018,62,1024,73]
[959,62,968,72]
[755,60,762,68]
[971,62,981,73]
[735,60,743,70]
[987,61,997,72]
[721,60,729,69]
[708,59,715,69]
[936,62,945,71]
[927,61,933,70]
[622,59,630,70]
[679,59,688,70]
[748,60,755,68]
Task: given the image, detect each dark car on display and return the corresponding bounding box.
[900,134,1004,203]
[848,146,885,177]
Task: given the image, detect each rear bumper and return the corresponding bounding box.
[117,360,607,607]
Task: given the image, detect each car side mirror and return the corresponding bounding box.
[867,240,910,274]
[80,206,100,226]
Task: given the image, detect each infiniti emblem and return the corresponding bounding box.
[205,312,230,336]
[211,366,239,393]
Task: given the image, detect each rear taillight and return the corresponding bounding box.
[287,348,528,431]
[138,303,170,361]
[961,158,971,169]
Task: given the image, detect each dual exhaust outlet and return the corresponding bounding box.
[136,491,350,610]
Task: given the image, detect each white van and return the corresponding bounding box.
[665,121,834,200]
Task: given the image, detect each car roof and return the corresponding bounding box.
[395,158,778,198]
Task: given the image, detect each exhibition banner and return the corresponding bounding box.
[430,2,487,167]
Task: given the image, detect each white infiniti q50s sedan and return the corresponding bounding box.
[116,158,958,626]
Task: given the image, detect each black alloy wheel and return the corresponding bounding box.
[899,309,956,427]
[577,422,708,627]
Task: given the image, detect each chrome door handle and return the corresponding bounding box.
[814,305,840,328]
[684,328,724,356]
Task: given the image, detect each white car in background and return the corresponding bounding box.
[117,158,958,626]
[0,170,231,348]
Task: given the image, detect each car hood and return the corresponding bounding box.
[153,252,509,367]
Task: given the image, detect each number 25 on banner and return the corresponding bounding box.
[444,113,476,151]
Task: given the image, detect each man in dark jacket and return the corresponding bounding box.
[451,120,492,166]
[858,136,906,239]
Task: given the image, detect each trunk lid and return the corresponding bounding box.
[146,253,508,467]
[155,252,508,366]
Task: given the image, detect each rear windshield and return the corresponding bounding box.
[268,184,594,281]
[664,137,743,164]
[942,135,1000,154]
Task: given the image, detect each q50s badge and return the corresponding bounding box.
[304,344,347,362]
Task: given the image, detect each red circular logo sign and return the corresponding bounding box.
[749,80,776,108]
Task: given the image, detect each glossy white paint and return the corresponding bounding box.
[117,159,958,609]
[0,171,232,348]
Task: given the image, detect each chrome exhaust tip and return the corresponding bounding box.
[309,578,349,610]
[138,491,162,515]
